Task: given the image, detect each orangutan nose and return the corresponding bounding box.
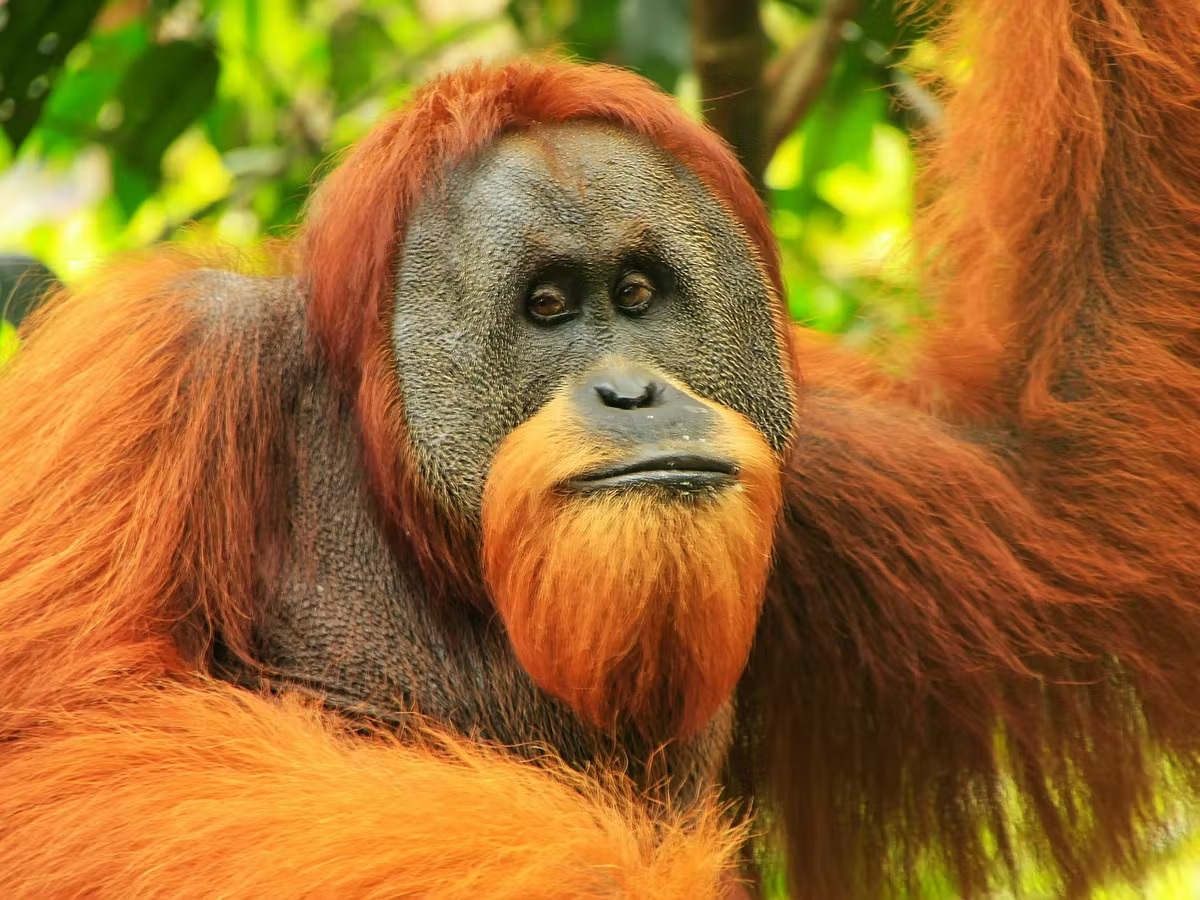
[573,364,718,445]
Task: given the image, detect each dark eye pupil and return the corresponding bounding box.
[530,292,566,318]
[618,282,652,309]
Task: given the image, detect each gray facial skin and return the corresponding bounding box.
[228,122,795,810]
[392,122,794,519]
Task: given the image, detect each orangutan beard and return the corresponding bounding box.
[481,389,782,740]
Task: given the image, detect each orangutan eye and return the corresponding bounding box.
[615,274,655,313]
[527,286,572,322]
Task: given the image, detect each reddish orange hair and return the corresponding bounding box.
[300,59,793,603]
[0,685,744,898]
[3,4,1199,896]
[482,370,781,739]
[746,1,1200,897]
[0,60,788,898]
[0,250,286,708]
[0,253,745,897]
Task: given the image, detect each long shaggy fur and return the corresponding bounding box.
[0,683,744,899]
[745,1,1200,897]
[3,2,1199,896]
[0,255,744,896]
[482,377,781,739]
[0,249,291,721]
[300,58,792,605]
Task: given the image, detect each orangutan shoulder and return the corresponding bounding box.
[179,268,310,376]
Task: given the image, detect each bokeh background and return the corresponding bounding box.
[0,0,926,363]
[1,1,1197,896]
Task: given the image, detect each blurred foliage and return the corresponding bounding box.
[0,0,926,353]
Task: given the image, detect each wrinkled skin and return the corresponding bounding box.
[392,123,794,517]
[239,122,795,803]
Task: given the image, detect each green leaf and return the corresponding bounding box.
[329,11,393,109]
[0,0,106,149]
[857,0,933,52]
[774,0,934,48]
[507,0,577,43]
[800,59,881,182]
[0,318,19,367]
[106,39,220,215]
[111,158,155,219]
[202,94,252,154]
[831,84,886,169]
[32,20,149,159]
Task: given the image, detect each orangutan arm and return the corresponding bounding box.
[0,681,737,899]
[749,1,1200,896]
[746,388,1149,899]
[0,255,738,899]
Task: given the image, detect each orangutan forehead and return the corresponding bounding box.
[463,123,697,202]
[428,122,745,252]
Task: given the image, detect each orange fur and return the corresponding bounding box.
[745,1,1200,897]
[0,59,789,897]
[3,4,1199,893]
[0,249,288,721]
[301,59,795,605]
[0,255,743,896]
[0,684,744,899]
[482,370,781,739]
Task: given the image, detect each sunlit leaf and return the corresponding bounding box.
[800,60,880,181]
[0,318,19,366]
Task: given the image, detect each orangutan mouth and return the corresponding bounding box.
[566,451,739,493]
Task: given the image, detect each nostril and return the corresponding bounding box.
[595,381,660,410]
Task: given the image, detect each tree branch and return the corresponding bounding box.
[690,0,770,194]
[888,70,945,135]
[764,0,860,159]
